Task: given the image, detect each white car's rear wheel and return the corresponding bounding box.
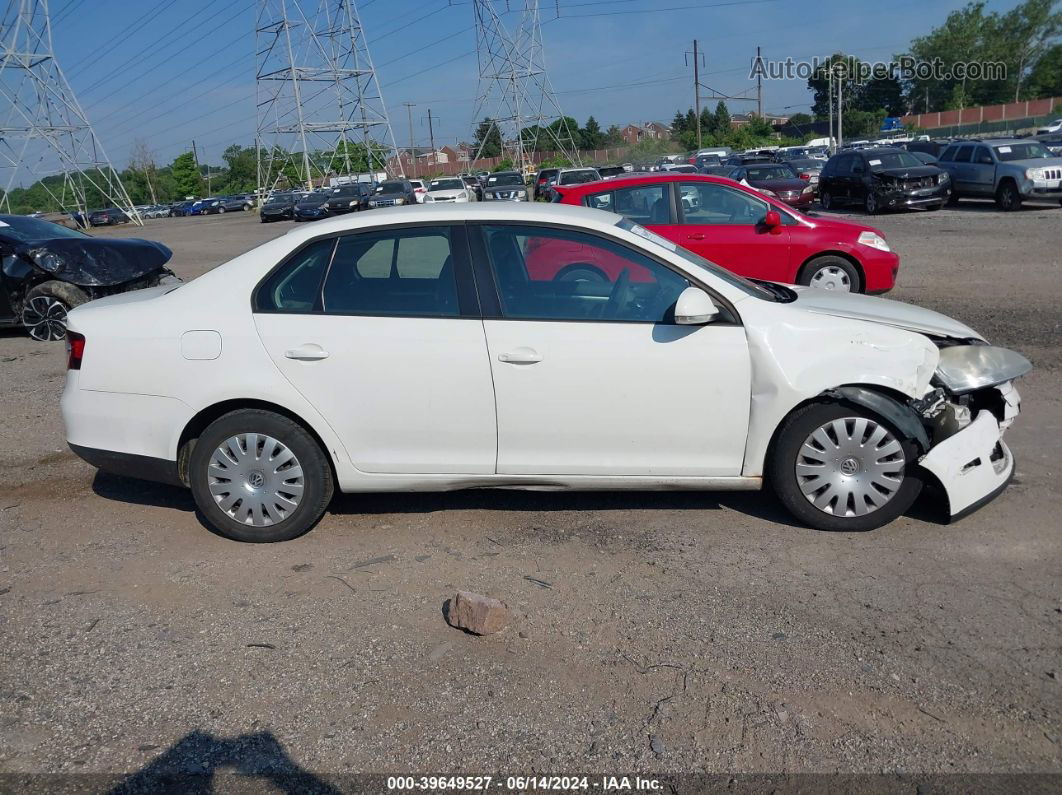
[189,409,333,542]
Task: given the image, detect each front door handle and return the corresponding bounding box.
[498,348,542,364]
[687,233,706,240]
[284,344,329,361]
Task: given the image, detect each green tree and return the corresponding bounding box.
[1025,43,1062,97]
[713,101,731,133]
[220,144,257,192]
[670,109,687,136]
[604,124,624,146]
[580,116,605,149]
[171,151,204,197]
[473,118,503,158]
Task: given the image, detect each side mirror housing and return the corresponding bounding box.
[674,286,719,325]
[764,209,781,227]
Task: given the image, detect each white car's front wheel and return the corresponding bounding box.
[769,402,923,532]
[189,409,334,542]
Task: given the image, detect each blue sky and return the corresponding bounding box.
[49,0,1027,170]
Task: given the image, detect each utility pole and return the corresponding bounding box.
[403,102,417,178]
[427,108,437,172]
[693,40,701,147]
[827,69,833,152]
[836,65,843,151]
[756,45,763,118]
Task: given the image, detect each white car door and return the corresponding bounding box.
[253,225,497,474]
[472,222,751,476]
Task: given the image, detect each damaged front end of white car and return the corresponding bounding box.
[911,342,1030,518]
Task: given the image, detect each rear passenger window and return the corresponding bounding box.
[255,237,336,313]
[322,226,459,317]
[583,184,667,225]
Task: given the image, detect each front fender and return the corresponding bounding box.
[739,301,939,476]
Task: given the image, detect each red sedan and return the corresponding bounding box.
[550,174,898,293]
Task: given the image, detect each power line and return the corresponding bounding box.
[64,0,179,73]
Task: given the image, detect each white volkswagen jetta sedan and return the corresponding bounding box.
[61,203,1029,542]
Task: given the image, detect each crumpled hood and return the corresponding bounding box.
[16,237,172,288]
[792,287,983,341]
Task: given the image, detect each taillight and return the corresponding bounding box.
[66,332,85,370]
[538,177,546,184]
[799,173,811,180]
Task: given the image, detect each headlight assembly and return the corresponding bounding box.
[856,231,890,252]
[30,249,63,272]
[934,345,1032,395]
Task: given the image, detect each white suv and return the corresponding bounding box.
[61,203,1028,541]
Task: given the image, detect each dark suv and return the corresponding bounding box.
[324,183,373,214]
[368,180,417,208]
[533,168,561,200]
[818,147,950,214]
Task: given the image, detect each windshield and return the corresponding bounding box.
[559,170,600,185]
[745,165,797,180]
[788,159,821,170]
[378,182,406,194]
[487,173,523,186]
[332,185,366,196]
[298,194,328,206]
[866,152,924,170]
[614,218,776,301]
[993,142,1052,161]
[266,193,293,204]
[0,215,87,241]
[429,178,464,191]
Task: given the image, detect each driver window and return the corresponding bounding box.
[677,182,768,226]
[481,224,689,323]
[254,237,336,312]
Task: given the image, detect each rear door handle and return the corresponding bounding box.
[284,344,329,361]
[687,233,706,240]
[498,348,542,364]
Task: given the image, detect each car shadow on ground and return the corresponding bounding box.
[808,201,1060,218]
[104,729,340,794]
[91,469,881,534]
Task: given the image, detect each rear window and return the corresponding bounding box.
[558,169,600,185]
[378,182,407,194]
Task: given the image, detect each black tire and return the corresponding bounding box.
[217,206,226,214]
[556,265,607,283]
[797,255,862,293]
[21,281,88,341]
[260,216,270,223]
[819,189,833,210]
[926,202,943,211]
[947,190,960,206]
[863,192,880,215]
[995,180,1022,211]
[188,409,334,543]
[767,401,923,532]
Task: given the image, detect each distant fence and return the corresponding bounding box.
[900,96,1061,137]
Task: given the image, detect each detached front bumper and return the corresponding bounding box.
[876,185,949,208]
[919,383,1021,518]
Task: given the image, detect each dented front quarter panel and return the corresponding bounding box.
[15,237,172,288]
[737,297,939,476]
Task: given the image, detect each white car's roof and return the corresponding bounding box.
[280,201,622,242]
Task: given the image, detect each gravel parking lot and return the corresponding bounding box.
[1,204,1060,785]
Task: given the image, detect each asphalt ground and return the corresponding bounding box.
[1,200,1059,788]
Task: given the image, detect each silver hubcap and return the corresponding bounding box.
[796,417,905,517]
[809,265,852,291]
[22,296,68,341]
[207,433,304,527]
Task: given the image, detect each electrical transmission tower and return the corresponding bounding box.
[470,0,579,172]
[0,0,138,220]
[256,0,399,195]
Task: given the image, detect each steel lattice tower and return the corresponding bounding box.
[256,0,398,194]
[470,0,579,171]
[0,0,138,220]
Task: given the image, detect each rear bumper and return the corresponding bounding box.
[919,409,1015,519]
[69,444,182,487]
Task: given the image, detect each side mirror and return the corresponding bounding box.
[674,286,719,325]
[764,209,781,227]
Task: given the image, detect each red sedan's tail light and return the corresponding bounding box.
[66,332,85,370]
[799,173,811,180]
[538,177,546,184]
